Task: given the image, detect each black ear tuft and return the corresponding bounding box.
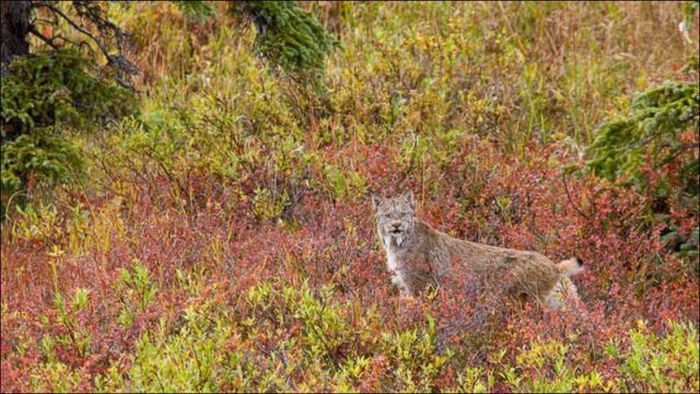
[404,190,416,210]
[371,194,383,210]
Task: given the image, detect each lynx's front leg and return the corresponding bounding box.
[391,271,410,296]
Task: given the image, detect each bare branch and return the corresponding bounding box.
[28,25,59,50]
[32,0,138,89]
[562,171,591,221]
[34,1,110,59]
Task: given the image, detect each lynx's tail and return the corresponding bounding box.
[557,257,584,276]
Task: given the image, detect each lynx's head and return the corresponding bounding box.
[372,191,416,248]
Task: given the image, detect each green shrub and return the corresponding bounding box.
[1,50,136,133]
[585,80,699,256]
[234,1,340,87]
[1,49,137,217]
[89,278,700,392]
[111,303,234,392]
[499,320,700,393]
[586,81,698,194]
[620,320,700,393]
[115,259,158,327]
[1,133,83,203]
[30,361,82,393]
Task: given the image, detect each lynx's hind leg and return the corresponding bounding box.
[546,277,581,309]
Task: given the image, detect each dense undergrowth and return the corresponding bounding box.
[1,2,699,392]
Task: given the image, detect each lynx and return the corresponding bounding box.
[372,191,583,309]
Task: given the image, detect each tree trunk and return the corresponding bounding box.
[0,2,32,218]
[1,1,32,151]
[1,1,32,66]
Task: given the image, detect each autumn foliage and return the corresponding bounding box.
[1,2,698,392]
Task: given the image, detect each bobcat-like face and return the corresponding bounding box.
[372,191,416,247]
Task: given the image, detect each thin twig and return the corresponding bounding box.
[35,2,111,59]
[562,171,590,221]
[33,0,138,88]
[28,26,59,50]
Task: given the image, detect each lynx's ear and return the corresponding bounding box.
[403,191,416,210]
[371,194,383,211]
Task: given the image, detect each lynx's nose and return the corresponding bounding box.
[391,221,402,230]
